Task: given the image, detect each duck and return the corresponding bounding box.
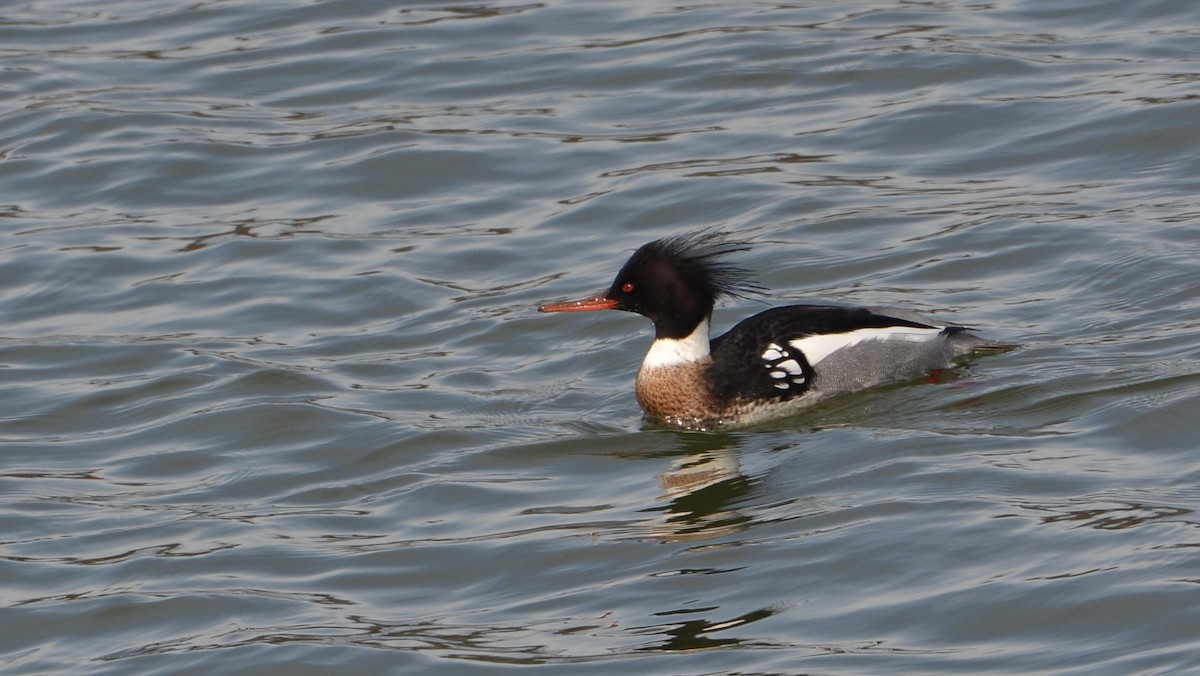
[538,230,1003,429]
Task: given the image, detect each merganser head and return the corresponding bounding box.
[539,230,763,339]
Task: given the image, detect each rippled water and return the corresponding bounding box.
[3,0,1200,673]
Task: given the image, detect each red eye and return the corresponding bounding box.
[622,282,635,293]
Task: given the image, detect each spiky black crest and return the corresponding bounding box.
[626,229,764,301]
[605,229,765,339]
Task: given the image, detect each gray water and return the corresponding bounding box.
[2,1,1199,673]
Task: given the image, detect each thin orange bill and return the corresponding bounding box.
[538,294,619,312]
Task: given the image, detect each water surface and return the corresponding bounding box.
[2,0,1199,673]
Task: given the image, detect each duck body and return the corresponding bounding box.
[539,231,1002,430]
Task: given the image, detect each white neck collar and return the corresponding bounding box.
[641,317,711,369]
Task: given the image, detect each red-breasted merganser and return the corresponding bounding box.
[538,230,1003,430]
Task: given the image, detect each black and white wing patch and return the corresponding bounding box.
[760,342,813,393]
[707,304,953,407]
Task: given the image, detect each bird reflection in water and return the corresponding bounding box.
[649,444,751,542]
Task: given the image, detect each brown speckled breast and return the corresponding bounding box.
[635,360,723,427]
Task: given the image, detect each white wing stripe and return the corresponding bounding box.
[788,327,943,366]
